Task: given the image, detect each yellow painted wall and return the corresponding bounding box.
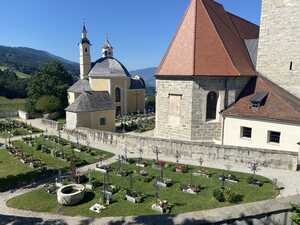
[90,110,115,131]
[127,89,145,113]
[90,78,110,92]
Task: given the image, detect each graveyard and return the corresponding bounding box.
[0,119,42,138]
[7,156,279,218]
[0,134,114,192]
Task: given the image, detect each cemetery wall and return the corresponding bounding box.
[65,128,299,171]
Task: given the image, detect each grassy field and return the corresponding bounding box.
[0,150,34,178]
[0,97,26,112]
[0,65,31,79]
[7,160,279,218]
[12,136,114,168]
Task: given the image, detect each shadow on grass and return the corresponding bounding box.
[0,214,67,225]
[0,168,67,193]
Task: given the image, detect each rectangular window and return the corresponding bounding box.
[268,131,281,144]
[241,127,252,139]
[100,117,106,126]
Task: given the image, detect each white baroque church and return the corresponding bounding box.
[155,0,300,153]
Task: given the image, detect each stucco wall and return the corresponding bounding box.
[127,89,145,113]
[223,116,300,153]
[68,92,75,105]
[66,110,115,131]
[257,0,300,98]
[66,112,78,130]
[89,78,110,92]
[89,110,115,131]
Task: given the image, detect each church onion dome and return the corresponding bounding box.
[89,57,131,78]
[66,91,114,113]
[68,79,92,93]
[130,75,146,89]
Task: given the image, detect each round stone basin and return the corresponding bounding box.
[57,184,85,206]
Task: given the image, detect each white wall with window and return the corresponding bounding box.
[223,116,300,152]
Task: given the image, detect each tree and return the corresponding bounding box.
[35,95,61,113]
[26,61,74,113]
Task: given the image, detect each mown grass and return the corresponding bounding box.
[0,97,26,112]
[7,160,279,218]
[0,150,34,178]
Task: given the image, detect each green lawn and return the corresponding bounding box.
[0,66,30,79]
[7,160,279,218]
[0,149,54,192]
[0,150,33,178]
[13,141,69,169]
[0,97,26,112]
[12,136,114,169]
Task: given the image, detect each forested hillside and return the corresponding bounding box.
[0,45,79,76]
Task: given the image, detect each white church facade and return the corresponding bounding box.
[155,0,300,154]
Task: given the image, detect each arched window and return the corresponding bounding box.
[206,91,218,121]
[115,87,121,102]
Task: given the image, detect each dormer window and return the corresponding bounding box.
[250,92,268,108]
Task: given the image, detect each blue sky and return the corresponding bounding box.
[0,0,261,70]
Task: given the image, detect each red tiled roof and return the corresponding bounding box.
[157,0,258,77]
[223,76,300,124]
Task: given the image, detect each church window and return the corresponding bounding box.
[115,87,121,102]
[206,91,218,121]
[100,117,106,126]
[85,48,88,53]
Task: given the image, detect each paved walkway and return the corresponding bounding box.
[0,118,300,224]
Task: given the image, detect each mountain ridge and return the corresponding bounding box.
[0,45,79,75]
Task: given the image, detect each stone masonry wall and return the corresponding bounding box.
[257,0,300,98]
[155,76,250,142]
[67,128,299,171]
[191,77,249,141]
[155,77,194,140]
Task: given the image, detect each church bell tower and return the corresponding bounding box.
[257,0,300,98]
[79,24,91,80]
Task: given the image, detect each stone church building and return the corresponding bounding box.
[155,0,300,153]
[66,26,146,131]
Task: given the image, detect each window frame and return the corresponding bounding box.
[99,117,106,126]
[206,91,219,121]
[240,126,252,139]
[115,87,121,103]
[268,131,281,144]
